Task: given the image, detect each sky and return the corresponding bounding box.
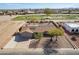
[0,3,79,9]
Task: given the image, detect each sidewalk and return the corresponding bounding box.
[4,36,17,48]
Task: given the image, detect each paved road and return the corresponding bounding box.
[0,15,17,22]
[0,21,25,48]
[0,48,79,55]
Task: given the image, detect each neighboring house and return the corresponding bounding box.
[63,23,79,34]
[27,10,35,14]
[0,11,4,15]
[60,10,69,14]
[71,11,79,14]
[34,9,44,14]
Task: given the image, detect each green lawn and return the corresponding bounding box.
[12,16,27,21]
[12,14,79,21]
[65,15,77,19]
[12,15,45,21]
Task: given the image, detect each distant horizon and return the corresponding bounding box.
[0,3,79,9]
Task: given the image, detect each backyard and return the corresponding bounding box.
[5,21,73,49]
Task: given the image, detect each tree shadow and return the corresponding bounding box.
[43,48,58,55]
[43,39,58,55]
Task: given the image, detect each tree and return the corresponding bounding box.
[48,28,64,42]
[33,32,43,41]
[44,8,55,16]
[68,10,71,14]
[29,16,38,23]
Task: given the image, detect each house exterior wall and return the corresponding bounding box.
[63,23,79,33]
[63,23,72,33]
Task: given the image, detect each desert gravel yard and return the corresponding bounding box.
[10,22,73,49]
[29,23,55,32]
[36,36,73,48]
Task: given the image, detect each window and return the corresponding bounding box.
[76,29,78,32]
[72,29,74,32]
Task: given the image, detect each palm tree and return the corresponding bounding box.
[48,28,64,42]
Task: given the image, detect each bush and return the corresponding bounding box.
[33,32,43,40]
[71,36,77,41]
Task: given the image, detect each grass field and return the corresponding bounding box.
[12,15,45,21]
[12,14,79,21]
